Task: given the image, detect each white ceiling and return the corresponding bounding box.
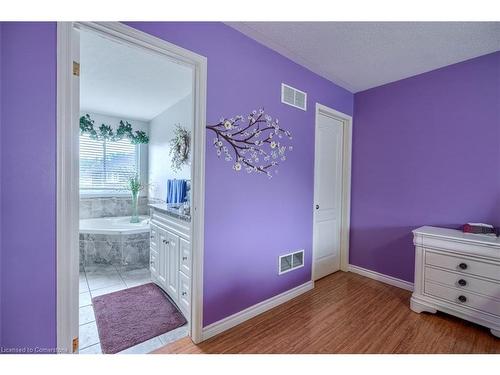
[80,30,193,121]
[227,22,500,92]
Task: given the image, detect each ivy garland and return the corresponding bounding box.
[79,114,149,144]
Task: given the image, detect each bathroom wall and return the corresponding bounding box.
[80,196,149,219]
[350,52,500,283]
[79,111,150,219]
[148,94,193,201]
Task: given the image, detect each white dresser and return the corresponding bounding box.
[411,226,500,338]
[149,204,191,321]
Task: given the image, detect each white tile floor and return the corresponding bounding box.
[79,264,188,354]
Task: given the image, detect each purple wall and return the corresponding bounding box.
[0,22,57,350]
[350,52,500,282]
[0,22,353,349]
[125,22,353,325]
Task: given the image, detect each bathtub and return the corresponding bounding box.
[79,216,150,267]
[80,215,150,235]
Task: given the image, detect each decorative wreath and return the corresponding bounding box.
[79,114,149,144]
[169,125,191,171]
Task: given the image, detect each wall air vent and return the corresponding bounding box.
[281,83,307,111]
[279,249,305,275]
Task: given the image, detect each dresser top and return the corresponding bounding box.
[413,226,500,248]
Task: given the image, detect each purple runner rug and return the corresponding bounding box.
[92,283,187,354]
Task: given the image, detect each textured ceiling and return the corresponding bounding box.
[80,29,193,121]
[227,22,500,92]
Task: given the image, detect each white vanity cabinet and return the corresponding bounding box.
[411,226,500,338]
[149,205,191,320]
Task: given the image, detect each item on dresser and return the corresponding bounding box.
[411,226,500,338]
[462,223,496,236]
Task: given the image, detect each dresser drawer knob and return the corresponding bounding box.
[458,295,467,303]
[458,279,467,286]
[458,263,468,270]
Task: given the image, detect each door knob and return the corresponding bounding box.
[315,204,319,210]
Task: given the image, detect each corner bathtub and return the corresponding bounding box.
[79,216,150,267]
[80,215,150,235]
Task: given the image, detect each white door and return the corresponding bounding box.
[313,111,344,280]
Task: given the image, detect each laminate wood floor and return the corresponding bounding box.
[153,271,500,354]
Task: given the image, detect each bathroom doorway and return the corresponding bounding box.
[57,22,207,354]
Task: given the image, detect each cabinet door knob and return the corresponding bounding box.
[162,239,169,244]
[458,263,468,270]
[182,291,187,296]
[315,204,320,210]
[458,279,467,286]
[458,295,467,303]
[182,256,188,261]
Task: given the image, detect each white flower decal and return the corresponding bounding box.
[207,109,293,178]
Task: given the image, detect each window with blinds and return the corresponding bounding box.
[80,133,139,191]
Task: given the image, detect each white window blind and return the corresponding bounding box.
[80,133,139,191]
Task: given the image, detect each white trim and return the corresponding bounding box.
[202,281,314,341]
[348,264,414,291]
[312,103,352,281]
[56,22,80,354]
[57,21,207,352]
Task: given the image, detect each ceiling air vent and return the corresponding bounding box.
[279,249,305,275]
[281,83,307,111]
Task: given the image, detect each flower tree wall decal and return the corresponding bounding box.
[206,109,293,178]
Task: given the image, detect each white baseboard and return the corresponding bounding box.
[202,280,314,341]
[348,264,414,291]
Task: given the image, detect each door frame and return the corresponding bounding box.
[312,103,352,280]
[56,21,207,353]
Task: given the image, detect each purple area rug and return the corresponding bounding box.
[92,283,187,354]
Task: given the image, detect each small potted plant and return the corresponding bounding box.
[127,174,146,223]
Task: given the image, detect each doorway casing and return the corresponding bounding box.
[312,103,352,280]
[56,21,207,353]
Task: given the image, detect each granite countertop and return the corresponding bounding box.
[148,203,191,222]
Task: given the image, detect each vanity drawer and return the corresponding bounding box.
[425,251,500,281]
[425,282,500,316]
[150,224,159,249]
[179,237,191,277]
[178,271,191,318]
[425,266,500,298]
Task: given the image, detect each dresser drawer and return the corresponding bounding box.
[425,281,500,316]
[425,251,500,281]
[425,266,500,299]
